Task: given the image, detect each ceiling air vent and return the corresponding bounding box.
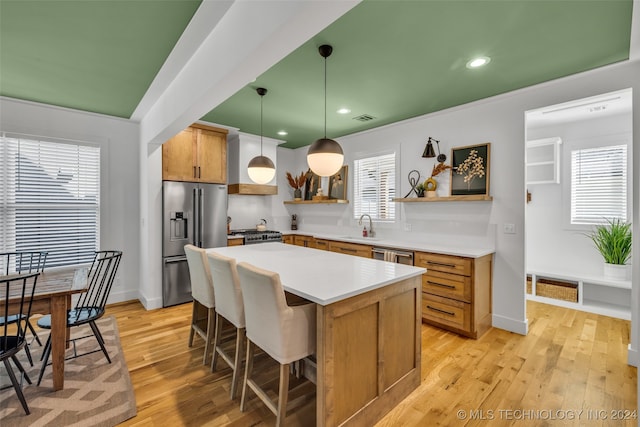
[353,114,376,122]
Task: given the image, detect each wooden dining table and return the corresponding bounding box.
[4,268,88,391]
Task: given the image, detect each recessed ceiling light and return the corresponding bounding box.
[337,108,351,114]
[277,130,288,136]
[466,56,491,69]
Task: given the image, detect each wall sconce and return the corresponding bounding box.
[422,137,447,162]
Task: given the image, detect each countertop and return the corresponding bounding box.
[207,242,425,305]
[281,231,495,258]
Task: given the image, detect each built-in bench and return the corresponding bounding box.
[526,270,631,320]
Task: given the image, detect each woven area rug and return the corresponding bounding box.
[0,316,136,426]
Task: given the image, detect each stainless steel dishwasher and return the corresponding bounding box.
[372,247,414,265]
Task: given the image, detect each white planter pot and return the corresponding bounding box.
[603,263,628,280]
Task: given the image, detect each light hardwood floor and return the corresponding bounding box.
[109,300,637,426]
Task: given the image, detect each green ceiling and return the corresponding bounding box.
[0,0,201,117]
[0,1,633,149]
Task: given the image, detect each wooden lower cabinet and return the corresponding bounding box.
[227,237,243,247]
[415,251,492,339]
[294,234,315,248]
[314,239,330,251]
[282,235,294,245]
[328,240,372,258]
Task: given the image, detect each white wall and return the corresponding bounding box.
[275,59,640,338]
[526,113,633,276]
[0,97,141,304]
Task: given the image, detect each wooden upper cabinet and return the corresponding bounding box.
[162,124,228,183]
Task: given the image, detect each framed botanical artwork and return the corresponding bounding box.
[450,143,491,196]
[304,169,320,200]
[328,165,348,200]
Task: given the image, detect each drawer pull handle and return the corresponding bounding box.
[427,261,457,268]
[341,247,357,253]
[427,305,455,316]
[428,281,455,289]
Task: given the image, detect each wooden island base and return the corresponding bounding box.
[316,276,421,426]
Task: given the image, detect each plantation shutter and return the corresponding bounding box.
[353,153,396,221]
[570,144,627,225]
[0,135,100,268]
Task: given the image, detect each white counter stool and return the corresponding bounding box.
[236,262,316,427]
[185,245,216,365]
[207,252,245,399]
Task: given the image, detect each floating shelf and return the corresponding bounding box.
[284,199,349,205]
[393,195,493,202]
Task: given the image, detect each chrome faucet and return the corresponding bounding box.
[358,214,375,238]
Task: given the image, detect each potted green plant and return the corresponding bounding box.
[586,218,632,280]
[415,183,425,197]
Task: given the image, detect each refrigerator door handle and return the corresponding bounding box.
[193,187,199,247]
[164,255,187,264]
[198,188,204,247]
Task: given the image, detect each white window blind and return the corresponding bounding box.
[0,135,100,268]
[570,144,627,225]
[353,153,396,221]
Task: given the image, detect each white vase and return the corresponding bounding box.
[603,263,628,280]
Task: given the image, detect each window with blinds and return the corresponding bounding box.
[570,144,627,225]
[0,135,100,268]
[353,153,396,221]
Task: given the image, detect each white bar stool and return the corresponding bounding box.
[236,262,316,427]
[207,252,246,399]
[184,244,216,365]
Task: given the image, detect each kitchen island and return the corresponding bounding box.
[208,242,425,427]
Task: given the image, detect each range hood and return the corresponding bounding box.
[227,132,282,195]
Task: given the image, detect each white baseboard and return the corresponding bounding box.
[492,313,528,335]
[628,344,638,367]
[107,289,139,306]
[137,292,163,310]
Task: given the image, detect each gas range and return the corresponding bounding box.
[229,229,283,245]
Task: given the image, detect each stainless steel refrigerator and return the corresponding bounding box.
[162,181,227,307]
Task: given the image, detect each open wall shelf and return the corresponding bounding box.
[284,199,349,205]
[393,195,493,202]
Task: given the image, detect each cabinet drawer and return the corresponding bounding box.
[227,237,244,247]
[315,239,330,251]
[415,252,471,276]
[422,270,471,302]
[422,293,471,333]
[329,241,372,258]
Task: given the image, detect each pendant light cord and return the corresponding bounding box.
[323,55,327,139]
[260,93,264,156]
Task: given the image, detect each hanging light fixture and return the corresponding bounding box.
[307,44,344,177]
[247,87,276,184]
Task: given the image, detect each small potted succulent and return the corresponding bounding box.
[286,171,307,200]
[415,183,425,197]
[586,218,632,280]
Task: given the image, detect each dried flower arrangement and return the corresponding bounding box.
[430,162,451,178]
[286,171,307,189]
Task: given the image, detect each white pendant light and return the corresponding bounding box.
[248,87,276,184]
[307,44,344,177]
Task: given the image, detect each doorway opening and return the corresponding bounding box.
[524,88,633,320]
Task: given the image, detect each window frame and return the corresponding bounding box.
[562,132,631,230]
[0,132,102,269]
[352,150,398,223]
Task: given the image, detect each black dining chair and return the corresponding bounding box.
[1,271,40,415]
[37,250,122,385]
[0,251,48,365]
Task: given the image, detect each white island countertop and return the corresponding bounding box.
[207,242,425,305]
